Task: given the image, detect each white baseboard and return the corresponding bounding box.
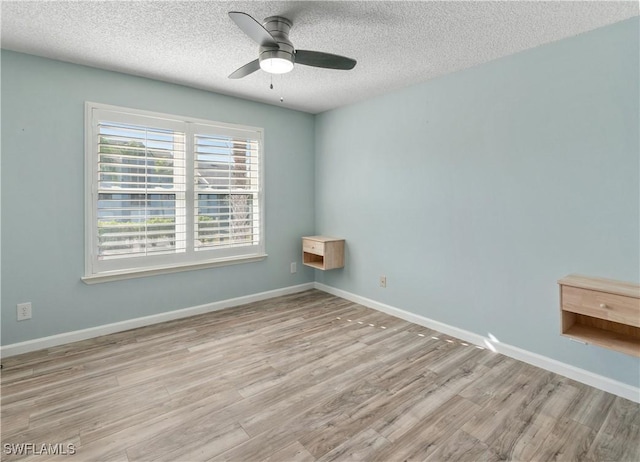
[314,282,640,403]
[0,283,314,359]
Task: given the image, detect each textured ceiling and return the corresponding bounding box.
[1,1,638,114]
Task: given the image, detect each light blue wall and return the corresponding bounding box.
[3,18,639,387]
[1,50,316,345]
[315,18,640,386]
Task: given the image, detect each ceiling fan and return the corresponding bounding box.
[228,11,357,79]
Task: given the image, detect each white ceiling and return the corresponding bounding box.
[1,1,638,114]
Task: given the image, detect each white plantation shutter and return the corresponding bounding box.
[194,127,260,251]
[85,103,264,280]
[97,121,186,260]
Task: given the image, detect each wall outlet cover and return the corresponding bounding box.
[17,302,32,321]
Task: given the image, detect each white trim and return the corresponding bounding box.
[85,101,264,135]
[0,283,314,358]
[314,283,640,403]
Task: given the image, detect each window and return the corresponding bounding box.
[84,102,265,282]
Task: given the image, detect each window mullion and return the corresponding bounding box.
[173,129,187,254]
[185,123,195,256]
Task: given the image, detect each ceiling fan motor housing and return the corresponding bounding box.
[259,16,295,67]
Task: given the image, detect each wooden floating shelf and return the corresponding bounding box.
[302,236,344,271]
[559,274,640,357]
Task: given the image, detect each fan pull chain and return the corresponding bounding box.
[280,74,284,103]
[268,74,284,103]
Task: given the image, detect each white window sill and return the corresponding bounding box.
[82,254,268,284]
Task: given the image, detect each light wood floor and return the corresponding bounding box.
[1,290,639,462]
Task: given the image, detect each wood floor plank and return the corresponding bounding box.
[461,368,547,443]
[210,388,358,461]
[28,381,170,432]
[78,387,244,455]
[262,441,315,462]
[0,367,34,385]
[457,354,522,405]
[532,417,597,461]
[424,429,500,462]
[508,413,559,461]
[238,361,383,438]
[476,371,575,459]
[127,421,249,462]
[1,365,88,405]
[299,368,440,458]
[316,428,390,462]
[560,383,616,430]
[586,396,640,462]
[1,289,638,462]
[0,411,30,436]
[369,394,480,462]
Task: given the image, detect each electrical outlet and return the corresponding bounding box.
[17,302,32,321]
[379,276,387,288]
[290,262,297,274]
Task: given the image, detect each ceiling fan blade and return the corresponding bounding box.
[229,11,279,48]
[229,59,261,79]
[295,50,356,70]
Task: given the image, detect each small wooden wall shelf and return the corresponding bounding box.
[558,274,640,357]
[302,236,344,270]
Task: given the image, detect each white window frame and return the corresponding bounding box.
[83,102,266,283]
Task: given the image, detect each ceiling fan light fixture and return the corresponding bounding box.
[259,48,294,74]
[260,56,294,74]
